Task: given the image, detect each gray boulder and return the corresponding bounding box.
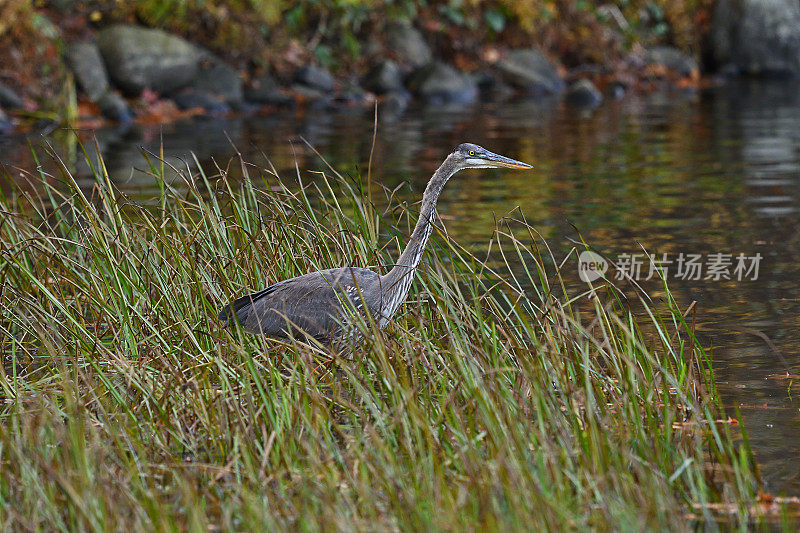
[362,60,403,94]
[290,84,330,105]
[387,22,433,68]
[332,83,371,106]
[65,40,109,101]
[472,71,514,100]
[0,83,23,109]
[380,90,411,115]
[710,0,800,76]
[96,24,205,95]
[0,108,13,135]
[187,58,243,104]
[565,79,603,108]
[606,80,627,99]
[495,49,564,95]
[96,90,132,123]
[645,46,698,77]
[406,61,477,104]
[64,39,133,123]
[294,65,335,93]
[171,89,230,114]
[244,74,295,107]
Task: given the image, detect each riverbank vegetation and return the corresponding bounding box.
[0,145,773,528]
[95,0,707,68]
[5,0,709,69]
[0,0,708,125]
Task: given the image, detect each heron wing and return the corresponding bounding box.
[218,267,380,340]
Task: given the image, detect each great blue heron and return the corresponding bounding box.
[218,143,532,345]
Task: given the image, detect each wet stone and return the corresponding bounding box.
[65,40,110,101]
[645,46,699,78]
[294,65,335,93]
[96,24,205,95]
[96,90,133,123]
[565,79,603,108]
[495,48,564,95]
[473,71,514,100]
[0,83,23,110]
[362,60,404,94]
[0,108,13,135]
[386,22,433,68]
[406,61,477,104]
[710,0,800,76]
[606,80,628,99]
[187,58,243,105]
[244,75,295,108]
[171,89,230,114]
[332,83,371,106]
[379,90,411,116]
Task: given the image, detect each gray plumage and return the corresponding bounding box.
[218,143,532,344]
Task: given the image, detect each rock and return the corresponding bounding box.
[645,46,698,77]
[472,71,514,100]
[406,61,477,104]
[0,108,13,135]
[0,83,23,109]
[606,80,628,99]
[387,22,433,68]
[332,83,371,106]
[171,89,230,114]
[495,49,564,95]
[96,24,205,95]
[378,89,411,123]
[362,60,403,94]
[380,90,411,115]
[717,63,741,79]
[244,74,279,97]
[565,79,603,108]
[187,58,243,104]
[291,84,330,104]
[709,0,800,76]
[569,63,607,77]
[96,90,133,123]
[244,74,295,107]
[294,65,335,93]
[65,40,109,101]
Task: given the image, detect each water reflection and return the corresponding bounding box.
[3,80,800,494]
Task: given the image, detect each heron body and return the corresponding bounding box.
[218,143,532,344]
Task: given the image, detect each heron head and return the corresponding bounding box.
[453,143,533,170]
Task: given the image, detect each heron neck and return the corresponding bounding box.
[381,155,459,307]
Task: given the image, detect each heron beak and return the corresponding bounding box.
[484,151,533,169]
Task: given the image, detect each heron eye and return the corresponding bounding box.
[469,150,475,156]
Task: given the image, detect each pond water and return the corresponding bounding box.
[2,79,800,495]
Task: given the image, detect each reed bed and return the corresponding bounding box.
[0,145,764,530]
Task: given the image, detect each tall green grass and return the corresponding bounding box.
[0,144,765,530]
